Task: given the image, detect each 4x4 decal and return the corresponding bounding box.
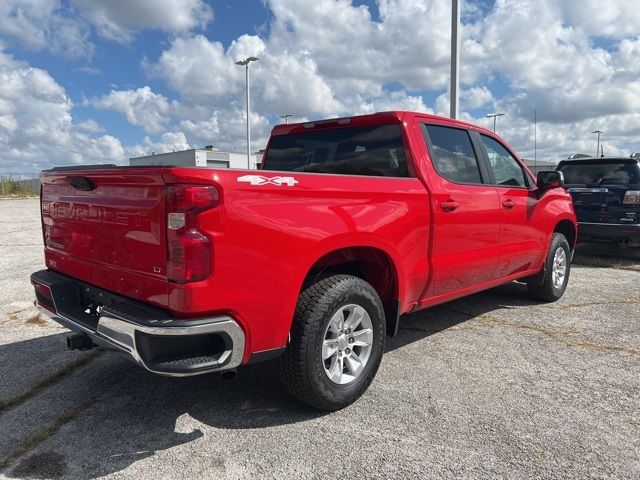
[237,175,298,186]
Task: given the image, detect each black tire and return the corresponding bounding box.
[527,232,571,302]
[278,275,386,411]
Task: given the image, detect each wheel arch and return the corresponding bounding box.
[300,245,402,337]
[553,218,577,248]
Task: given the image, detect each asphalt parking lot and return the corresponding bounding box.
[0,198,638,479]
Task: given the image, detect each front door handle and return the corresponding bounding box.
[440,200,460,212]
[502,199,515,209]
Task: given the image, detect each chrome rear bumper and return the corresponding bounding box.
[31,270,245,377]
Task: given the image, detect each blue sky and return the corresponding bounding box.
[0,0,639,174]
[4,1,275,146]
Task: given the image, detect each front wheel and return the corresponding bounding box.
[278,275,386,411]
[527,232,571,302]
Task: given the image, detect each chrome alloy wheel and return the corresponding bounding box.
[322,304,374,385]
[551,247,567,289]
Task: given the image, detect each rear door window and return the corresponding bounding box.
[480,135,529,187]
[263,124,409,177]
[421,124,483,184]
[558,162,640,185]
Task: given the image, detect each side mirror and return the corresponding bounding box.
[537,170,564,191]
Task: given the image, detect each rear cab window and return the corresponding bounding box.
[262,124,410,177]
[558,161,640,186]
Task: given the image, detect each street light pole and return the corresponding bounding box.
[450,0,460,119]
[534,109,537,171]
[236,56,259,169]
[592,130,602,158]
[486,112,505,133]
[279,114,293,124]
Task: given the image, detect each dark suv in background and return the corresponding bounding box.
[557,154,640,247]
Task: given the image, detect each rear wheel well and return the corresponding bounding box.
[554,220,576,248]
[302,247,399,336]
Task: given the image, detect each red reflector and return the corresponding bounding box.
[39,301,56,313]
[31,280,53,300]
[32,280,56,312]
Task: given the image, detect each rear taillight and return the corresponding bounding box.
[623,190,640,204]
[166,185,219,283]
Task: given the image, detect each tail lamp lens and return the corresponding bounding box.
[168,213,186,230]
[166,185,219,283]
[623,190,640,204]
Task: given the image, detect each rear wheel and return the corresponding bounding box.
[528,233,571,302]
[278,275,385,411]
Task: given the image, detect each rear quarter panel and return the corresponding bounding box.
[162,168,430,356]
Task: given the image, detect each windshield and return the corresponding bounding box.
[263,124,409,177]
[558,162,640,185]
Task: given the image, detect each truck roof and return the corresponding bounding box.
[558,157,640,165]
[271,111,497,137]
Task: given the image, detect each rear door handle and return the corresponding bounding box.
[502,199,515,209]
[440,200,460,212]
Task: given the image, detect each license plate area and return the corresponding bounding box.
[568,187,608,206]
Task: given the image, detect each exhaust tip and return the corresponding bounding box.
[221,369,237,381]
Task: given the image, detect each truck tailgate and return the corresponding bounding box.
[40,167,169,306]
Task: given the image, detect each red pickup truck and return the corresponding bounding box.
[31,111,576,410]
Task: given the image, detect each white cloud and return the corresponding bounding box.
[88,86,174,134]
[471,0,640,124]
[266,0,456,93]
[472,109,634,163]
[112,0,640,162]
[461,86,494,110]
[4,0,640,171]
[344,90,430,115]
[126,131,193,160]
[0,0,93,59]
[259,53,343,115]
[145,35,241,103]
[75,118,104,133]
[76,65,101,75]
[433,93,451,117]
[0,0,213,60]
[144,0,455,120]
[72,0,213,43]
[558,0,640,40]
[144,131,190,154]
[0,49,127,173]
[179,109,272,153]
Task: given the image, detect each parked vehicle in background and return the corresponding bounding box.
[557,155,640,247]
[31,112,576,411]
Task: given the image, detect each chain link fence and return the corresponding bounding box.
[0,172,40,198]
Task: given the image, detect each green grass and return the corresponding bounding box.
[0,178,38,198]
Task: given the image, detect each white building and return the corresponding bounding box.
[130,146,263,169]
[523,159,557,174]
